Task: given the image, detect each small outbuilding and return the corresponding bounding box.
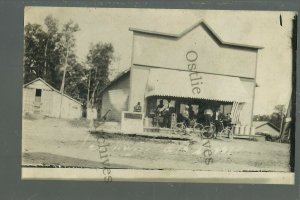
[253,121,280,137]
[23,78,82,119]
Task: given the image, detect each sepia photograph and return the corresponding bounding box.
[22,7,296,184]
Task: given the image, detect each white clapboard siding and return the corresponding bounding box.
[23,78,82,119]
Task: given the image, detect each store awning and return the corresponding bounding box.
[145,68,251,103]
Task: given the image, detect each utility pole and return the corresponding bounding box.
[87,69,91,108]
[59,45,69,118]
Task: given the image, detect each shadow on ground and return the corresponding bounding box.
[22,152,135,169]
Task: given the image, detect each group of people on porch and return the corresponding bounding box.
[148,100,232,130]
[133,100,232,133]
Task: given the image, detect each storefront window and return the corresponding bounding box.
[156,99,175,108]
[179,104,198,114]
[220,104,233,115]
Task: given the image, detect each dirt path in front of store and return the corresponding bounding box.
[22,117,291,172]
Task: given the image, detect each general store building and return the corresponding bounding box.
[100,20,262,127]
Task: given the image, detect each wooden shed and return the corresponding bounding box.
[23,78,83,119]
[253,121,280,137]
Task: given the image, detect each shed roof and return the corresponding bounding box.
[99,68,130,94]
[253,121,280,131]
[23,77,83,105]
[252,121,268,128]
[129,20,264,50]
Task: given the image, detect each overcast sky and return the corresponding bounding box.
[24,7,296,115]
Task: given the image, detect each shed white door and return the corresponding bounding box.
[33,89,42,114]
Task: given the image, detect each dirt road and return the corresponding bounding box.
[22,117,291,171]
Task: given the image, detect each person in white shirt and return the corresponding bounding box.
[204,108,213,126]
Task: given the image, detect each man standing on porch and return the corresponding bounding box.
[214,107,225,135]
[182,105,190,127]
[134,102,142,112]
[204,108,213,126]
[156,100,166,115]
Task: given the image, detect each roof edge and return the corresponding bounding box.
[99,68,131,95]
[255,121,280,131]
[254,122,269,128]
[23,77,83,105]
[129,20,264,49]
[267,122,281,131]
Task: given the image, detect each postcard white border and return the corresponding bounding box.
[22,168,294,184]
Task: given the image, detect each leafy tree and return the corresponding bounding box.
[43,15,63,89]
[86,42,114,108]
[270,104,286,128]
[24,23,48,83]
[24,15,117,111]
[24,16,64,89]
[64,62,88,102]
[24,15,81,94]
[253,114,271,121]
[274,105,286,116]
[254,105,286,128]
[24,16,63,87]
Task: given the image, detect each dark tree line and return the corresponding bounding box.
[253,114,271,122]
[253,104,286,128]
[24,15,114,108]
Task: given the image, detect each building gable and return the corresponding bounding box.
[256,123,280,137]
[23,78,82,105]
[24,78,55,91]
[131,20,261,79]
[130,20,263,49]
